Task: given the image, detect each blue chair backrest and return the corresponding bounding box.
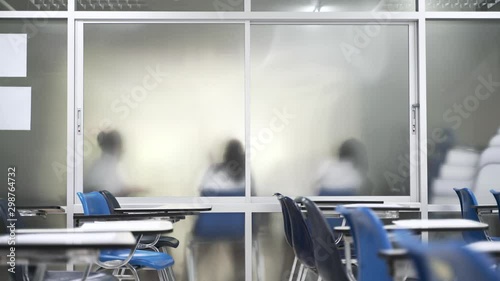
[336,206,392,281]
[395,231,499,281]
[77,191,112,215]
[274,193,293,247]
[299,197,349,281]
[99,190,121,213]
[490,189,500,220]
[282,196,315,269]
[193,189,245,240]
[427,246,499,281]
[453,188,488,242]
[193,212,245,239]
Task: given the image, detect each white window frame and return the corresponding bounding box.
[4,0,500,278]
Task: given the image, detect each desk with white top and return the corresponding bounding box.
[0,231,136,281]
[23,220,174,235]
[338,219,487,281]
[9,220,173,281]
[74,204,212,226]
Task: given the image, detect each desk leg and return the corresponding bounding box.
[81,263,92,281]
[33,263,47,281]
[344,237,356,281]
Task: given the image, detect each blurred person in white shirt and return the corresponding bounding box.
[85,130,144,196]
[314,138,373,196]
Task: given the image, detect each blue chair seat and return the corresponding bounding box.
[193,213,245,240]
[489,235,500,241]
[141,235,180,248]
[193,189,246,241]
[100,249,175,270]
[454,188,495,243]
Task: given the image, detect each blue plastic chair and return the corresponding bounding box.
[299,197,349,281]
[336,206,392,281]
[394,231,499,281]
[192,189,245,240]
[77,192,175,280]
[274,193,301,281]
[280,195,317,281]
[187,188,246,281]
[99,190,180,249]
[274,193,293,247]
[489,189,500,229]
[454,188,498,242]
[0,198,117,281]
[77,191,112,215]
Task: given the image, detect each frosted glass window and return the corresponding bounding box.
[0,0,67,10]
[83,23,244,197]
[252,0,415,11]
[427,0,500,11]
[0,19,67,205]
[427,20,500,204]
[251,24,410,196]
[76,0,243,11]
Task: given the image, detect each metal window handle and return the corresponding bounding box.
[411,104,419,135]
[77,108,82,135]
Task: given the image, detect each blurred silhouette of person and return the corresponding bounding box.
[85,130,144,197]
[314,138,373,195]
[192,139,247,281]
[199,139,246,195]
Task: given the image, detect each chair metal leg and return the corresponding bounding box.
[33,264,47,281]
[289,257,298,281]
[166,267,176,281]
[160,266,171,281]
[300,268,308,281]
[160,267,169,280]
[111,268,119,280]
[186,242,196,281]
[81,264,92,281]
[126,264,140,281]
[296,264,304,281]
[157,268,166,281]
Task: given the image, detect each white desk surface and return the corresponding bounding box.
[467,241,500,253]
[335,225,407,233]
[342,203,403,208]
[341,203,419,209]
[81,220,173,233]
[392,219,488,230]
[0,232,135,247]
[18,220,173,234]
[114,204,212,212]
[311,198,384,204]
[472,204,498,210]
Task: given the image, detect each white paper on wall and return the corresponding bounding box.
[0,34,27,77]
[0,87,31,130]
